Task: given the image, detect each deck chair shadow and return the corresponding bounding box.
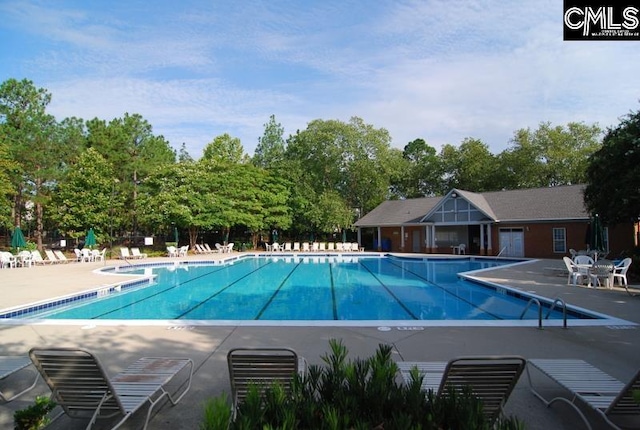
[527,359,640,430]
[1,356,39,403]
[398,355,526,424]
[227,347,306,415]
[29,348,193,430]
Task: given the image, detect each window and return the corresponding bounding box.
[552,228,566,253]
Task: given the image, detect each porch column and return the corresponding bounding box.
[431,224,436,253]
[480,224,485,255]
[357,227,362,248]
[377,226,382,251]
[400,226,405,252]
[486,224,493,255]
[424,225,429,253]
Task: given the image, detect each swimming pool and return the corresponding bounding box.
[1,254,622,326]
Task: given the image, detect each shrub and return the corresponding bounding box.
[13,396,57,430]
[202,339,525,430]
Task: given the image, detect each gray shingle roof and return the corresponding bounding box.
[355,185,589,227]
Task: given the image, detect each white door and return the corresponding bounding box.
[499,229,524,257]
[412,230,421,253]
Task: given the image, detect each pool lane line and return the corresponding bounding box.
[357,262,419,320]
[176,261,278,319]
[329,263,338,320]
[254,260,304,320]
[89,259,268,319]
[381,259,504,321]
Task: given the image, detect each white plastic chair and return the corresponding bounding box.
[613,258,632,287]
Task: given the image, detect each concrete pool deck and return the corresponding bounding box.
[1,253,639,429]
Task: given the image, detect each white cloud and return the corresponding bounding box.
[2,0,639,158]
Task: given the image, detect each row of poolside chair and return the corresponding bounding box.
[1,249,107,268]
[167,245,189,257]
[2,348,639,429]
[267,241,364,252]
[119,247,147,259]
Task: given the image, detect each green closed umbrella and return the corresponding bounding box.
[11,226,26,250]
[588,214,605,253]
[174,226,179,245]
[85,228,97,249]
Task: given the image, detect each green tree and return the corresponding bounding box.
[439,138,498,193]
[499,122,602,189]
[253,114,286,169]
[0,78,80,248]
[177,143,194,163]
[584,109,640,225]
[285,117,399,235]
[202,133,246,164]
[393,138,443,198]
[306,190,354,235]
[86,113,175,236]
[50,148,124,243]
[0,142,16,228]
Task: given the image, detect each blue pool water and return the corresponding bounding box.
[19,255,591,322]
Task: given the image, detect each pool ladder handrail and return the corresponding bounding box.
[519,297,568,329]
[497,246,508,258]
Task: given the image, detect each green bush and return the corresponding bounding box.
[13,396,57,430]
[202,339,525,430]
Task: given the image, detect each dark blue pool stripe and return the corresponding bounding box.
[92,259,261,319]
[329,264,338,320]
[254,260,303,320]
[358,262,419,320]
[381,259,504,321]
[175,260,276,319]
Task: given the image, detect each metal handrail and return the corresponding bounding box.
[497,246,508,257]
[545,298,568,329]
[519,298,542,329]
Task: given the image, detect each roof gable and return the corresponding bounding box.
[355,185,590,227]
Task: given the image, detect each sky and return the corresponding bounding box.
[1,0,639,159]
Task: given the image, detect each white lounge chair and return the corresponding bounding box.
[193,244,205,254]
[74,248,82,262]
[284,242,293,252]
[302,242,310,252]
[398,355,526,424]
[271,242,280,252]
[0,356,39,402]
[327,242,335,251]
[318,242,326,252]
[293,242,300,252]
[204,243,215,253]
[30,250,47,265]
[311,242,319,252]
[131,247,147,259]
[53,250,70,263]
[167,246,178,257]
[336,242,344,252]
[178,245,189,257]
[225,243,234,253]
[44,249,59,264]
[527,358,640,430]
[119,247,133,259]
[29,348,193,430]
[227,347,306,415]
